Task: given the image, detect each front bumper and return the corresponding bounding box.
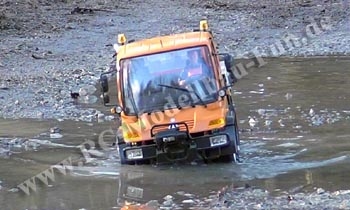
[121,132,235,162]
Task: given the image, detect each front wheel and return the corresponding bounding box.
[218,116,241,163]
[219,153,238,163]
[117,142,129,165]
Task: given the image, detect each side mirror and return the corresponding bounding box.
[219,53,237,83]
[100,75,109,93]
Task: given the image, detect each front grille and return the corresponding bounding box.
[152,120,194,134]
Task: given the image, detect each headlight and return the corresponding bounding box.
[123,131,140,140]
[209,135,227,147]
[218,89,226,97]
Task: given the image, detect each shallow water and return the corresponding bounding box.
[1,57,350,209]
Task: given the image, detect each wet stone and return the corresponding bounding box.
[50,127,61,133]
[162,199,173,207]
[50,133,63,139]
[182,199,195,204]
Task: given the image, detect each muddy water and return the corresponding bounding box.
[0,57,350,210]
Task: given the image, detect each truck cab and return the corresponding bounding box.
[100,20,240,164]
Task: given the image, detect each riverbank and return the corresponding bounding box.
[1,0,350,121]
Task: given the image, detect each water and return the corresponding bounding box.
[1,57,350,209]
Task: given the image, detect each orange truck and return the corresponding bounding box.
[100,20,240,164]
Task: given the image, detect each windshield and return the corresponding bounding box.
[121,46,218,115]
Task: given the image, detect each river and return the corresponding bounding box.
[0,57,349,210]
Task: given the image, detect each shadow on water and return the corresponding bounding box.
[1,57,350,209]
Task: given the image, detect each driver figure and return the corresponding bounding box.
[178,49,210,86]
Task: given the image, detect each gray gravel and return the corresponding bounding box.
[203,187,350,210]
[1,0,350,121]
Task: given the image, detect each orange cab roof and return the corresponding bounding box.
[116,31,213,59]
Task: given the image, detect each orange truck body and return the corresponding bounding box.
[100,20,240,164]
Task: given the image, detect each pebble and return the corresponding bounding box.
[50,127,61,133]
[8,188,19,193]
[309,108,315,116]
[176,191,185,196]
[50,133,63,139]
[162,200,173,207]
[340,190,350,195]
[182,199,195,204]
[257,109,265,115]
[184,193,194,198]
[317,188,325,194]
[145,200,159,208]
[163,195,173,200]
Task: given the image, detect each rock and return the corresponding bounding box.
[145,200,159,208]
[79,87,88,96]
[50,133,63,139]
[97,113,105,120]
[176,191,185,196]
[50,127,61,133]
[104,115,115,121]
[162,199,173,207]
[182,199,195,204]
[340,190,350,195]
[257,109,265,115]
[163,195,173,200]
[79,85,97,96]
[184,193,194,198]
[8,188,19,193]
[37,112,44,118]
[264,120,272,127]
[248,116,258,128]
[309,108,315,116]
[316,188,325,194]
[80,95,98,104]
[285,93,293,100]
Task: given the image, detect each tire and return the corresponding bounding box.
[219,153,238,163]
[218,115,240,163]
[117,137,134,165]
[234,116,240,149]
[117,142,128,165]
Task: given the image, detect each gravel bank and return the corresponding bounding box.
[1,0,350,121]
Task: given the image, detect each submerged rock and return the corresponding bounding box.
[50,133,63,139]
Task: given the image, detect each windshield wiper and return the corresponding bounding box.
[158,84,207,108]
